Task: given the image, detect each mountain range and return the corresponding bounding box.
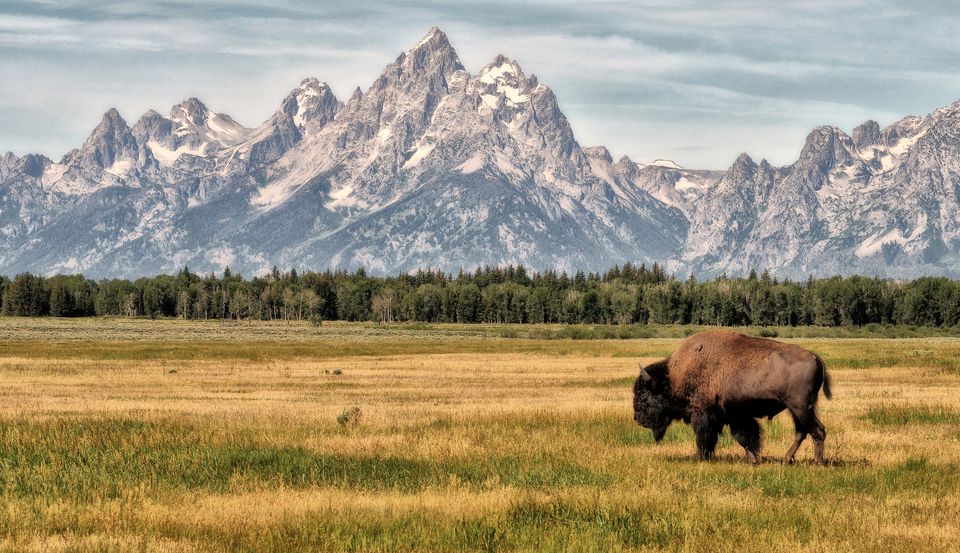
[2,27,959,279]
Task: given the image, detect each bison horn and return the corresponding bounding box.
[641,368,653,383]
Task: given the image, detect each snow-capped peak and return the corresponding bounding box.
[288,78,337,129]
[296,77,329,97]
[479,55,523,84]
[168,98,250,145]
[477,55,531,107]
[170,97,209,126]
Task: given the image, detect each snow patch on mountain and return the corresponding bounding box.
[650,159,683,169]
[147,140,207,167]
[403,143,435,169]
[458,154,484,174]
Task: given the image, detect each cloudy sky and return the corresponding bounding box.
[2,0,959,168]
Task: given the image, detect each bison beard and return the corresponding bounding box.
[632,330,832,465]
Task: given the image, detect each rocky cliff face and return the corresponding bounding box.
[2,28,960,278]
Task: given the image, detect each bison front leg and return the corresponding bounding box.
[730,417,762,464]
[691,411,721,461]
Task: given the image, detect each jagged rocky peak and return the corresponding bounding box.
[131,100,250,169]
[227,80,328,169]
[384,26,464,87]
[924,99,960,137]
[403,26,461,68]
[0,152,48,186]
[348,86,363,103]
[583,146,613,163]
[296,77,329,94]
[171,97,210,126]
[24,154,50,177]
[74,108,143,171]
[880,115,923,147]
[932,98,960,120]
[852,120,881,149]
[476,55,537,110]
[729,152,757,178]
[137,109,164,122]
[281,78,339,131]
[480,55,525,83]
[334,28,469,154]
[170,97,249,144]
[796,126,857,174]
[472,60,579,162]
[0,151,18,179]
[132,109,174,142]
[728,152,775,200]
[95,107,128,135]
[613,155,640,177]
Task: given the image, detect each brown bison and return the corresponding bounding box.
[633,330,831,464]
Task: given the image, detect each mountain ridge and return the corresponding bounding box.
[2,27,960,279]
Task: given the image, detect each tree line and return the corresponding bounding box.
[1,264,959,327]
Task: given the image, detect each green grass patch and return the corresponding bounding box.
[863,404,960,426]
[0,417,609,501]
[684,457,960,499]
[506,499,686,549]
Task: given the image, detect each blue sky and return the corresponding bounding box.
[2,0,959,168]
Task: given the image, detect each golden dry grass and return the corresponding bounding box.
[1,318,960,551]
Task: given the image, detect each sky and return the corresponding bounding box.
[2,0,960,169]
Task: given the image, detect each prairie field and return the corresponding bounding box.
[1,319,960,552]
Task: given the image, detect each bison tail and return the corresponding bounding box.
[816,354,832,400]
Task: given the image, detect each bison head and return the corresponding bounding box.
[633,360,677,442]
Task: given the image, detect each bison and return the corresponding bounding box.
[633,330,831,464]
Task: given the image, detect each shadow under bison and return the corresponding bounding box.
[633,330,832,465]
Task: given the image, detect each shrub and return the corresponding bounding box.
[337,406,362,427]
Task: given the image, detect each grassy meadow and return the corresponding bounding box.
[1,318,960,551]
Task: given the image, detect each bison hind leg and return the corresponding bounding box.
[785,405,827,465]
[783,431,807,465]
[810,416,827,465]
[730,417,762,464]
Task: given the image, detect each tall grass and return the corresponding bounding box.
[1,319,960,551]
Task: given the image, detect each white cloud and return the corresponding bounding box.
[2,1,960,167]
[0,14,73,30]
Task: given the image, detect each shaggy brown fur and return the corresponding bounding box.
[633,330,832,464]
